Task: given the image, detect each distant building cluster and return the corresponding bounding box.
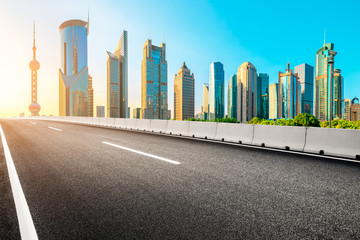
[28,17,357,123]
[197,43,353,123]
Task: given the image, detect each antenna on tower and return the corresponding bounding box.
[324,28,326,46]
[163,32,165,43]
[33,20,36,60]
[149,29,151,40]
[86,7,89,35]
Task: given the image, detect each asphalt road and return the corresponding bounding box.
[1,119,360,240]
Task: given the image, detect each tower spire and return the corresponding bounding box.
[86,8,89,35]
[33,20,36,60]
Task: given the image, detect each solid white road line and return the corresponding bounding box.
[102,141,181,165]
[0,124,38,240]
[48,126,63,132]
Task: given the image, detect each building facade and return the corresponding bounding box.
[59,19,90,116]
[278,63,301,119]
[96,106,105,118]
[227,74,237,119]
[202,83,209,120]
[315,43,337,121]
[294,63,314,114]
[343,99,351,121]
[174,62,195,120]
[88,74,94,117]
[208,62,224,120]
[133,108,141,119]
[351,97,360,121]
[141,39,169,119]
[333,69,344,119]
[237,62,257,123]
[269,83,278,119]
[257,73,269,119]
[106,31,128,118]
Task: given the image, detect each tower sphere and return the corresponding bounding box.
[29,59,40,70]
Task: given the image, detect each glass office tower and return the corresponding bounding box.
[106,30,128,118]
[257,73,269,119]
[269,83,278,119]
[343,99,351,121]
[333,69,344,119]
[315,43,337,121]
[202,83,209,120]
[228,74,237,119]
[294,63,314,114]
[174,62,195,120]
[141,39,169,119]
[59,19,89,116]
[209,62,225,120]
[237,62,257,123]
[278,63,301,119]
[227,74,237,119]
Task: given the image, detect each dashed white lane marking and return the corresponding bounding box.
[102,141,181,165]
[30,122,37,125]
[0,124,38,240]
[48,126,63,132]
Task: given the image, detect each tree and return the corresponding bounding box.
[248,117,262,124]
[293,113,320,127]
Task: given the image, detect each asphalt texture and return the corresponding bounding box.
[1,118,360,240]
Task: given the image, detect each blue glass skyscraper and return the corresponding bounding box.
[209,62,224,120]
[295,63,314,115]
[59,19,90,116]
[257,73,269,119]
[227,74,237,119]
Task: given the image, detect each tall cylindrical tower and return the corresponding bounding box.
[29,21,41,116]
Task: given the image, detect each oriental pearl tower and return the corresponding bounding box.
[29,21,41,116]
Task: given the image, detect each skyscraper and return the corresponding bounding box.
[209,62,224,120]
[29,21,40,116]
[294,63,314,114]
[59,19,90,116]
[269,83,278,119]
[88,74,94,117]
[106,31,128,118]
[141,39,169,119]
[350,97,360,121]
[237,62,257,123]
[315,43,337,121]
[227,74,237,119]
[133,108,141,119]
[333,69,344,119]
[257,73,269,119]
[343,99,351,121]
[202,83,209,120]
[96,106,105,118]
[278,63,301,119]
[174,62,195,120]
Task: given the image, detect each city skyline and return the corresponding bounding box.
[1,0,360,118]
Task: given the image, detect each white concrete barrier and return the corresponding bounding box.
[252,125,306,151]
[114,118,125,128]
[215,123,254,144]
[123,119,137,129]
[188,122,217,139]
[136,119,151,131]
[98,117,107,126]
[165,121,190,136]
[149,120,168,133]
[106,118,116,127]
[304,127,360,159]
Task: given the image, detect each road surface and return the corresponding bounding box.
[1,119,359,239]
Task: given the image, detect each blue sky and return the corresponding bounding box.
[0,0,359,117]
